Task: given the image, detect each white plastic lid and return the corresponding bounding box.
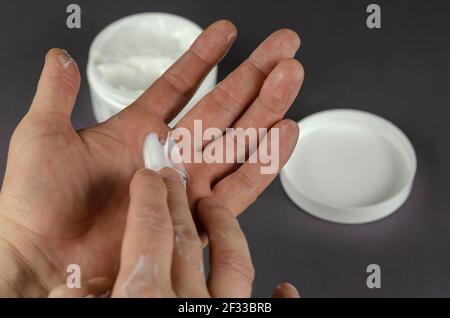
[280,109,416,224]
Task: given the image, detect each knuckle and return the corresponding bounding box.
[163,69,192,94]
[133,206,172,235]
[46,70,80,96]
[189,44,214,67]
[259,98,284,116]
[198,196,233,222]
[189,20,236,67]
[173,222,200,244]
[246,57,268,76]
[209,85,241,115]
[165,180,185,195]
[199,196,228,212]
[215,250,255,283]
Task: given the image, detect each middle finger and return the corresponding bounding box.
[176,29,300,149]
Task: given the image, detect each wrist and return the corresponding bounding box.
[0,205,62,297]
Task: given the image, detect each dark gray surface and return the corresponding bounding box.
[0,0,449,297]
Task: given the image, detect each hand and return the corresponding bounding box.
[48,168,300,298]
[0,20,303,296]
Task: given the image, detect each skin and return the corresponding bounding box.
[0,20,303,297]
[49,168,299,298]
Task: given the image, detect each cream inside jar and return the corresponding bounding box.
[87,13,218,126]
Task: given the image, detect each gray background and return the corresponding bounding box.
[0,0,449,297]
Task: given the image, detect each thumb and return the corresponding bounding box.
[30,48,80,117]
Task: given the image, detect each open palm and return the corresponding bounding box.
[0,21,303,293]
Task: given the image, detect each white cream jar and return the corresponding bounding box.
[87,13,217,126]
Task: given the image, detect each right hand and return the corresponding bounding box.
[48,168,300,298]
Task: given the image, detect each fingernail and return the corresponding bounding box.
[59,49,75,69]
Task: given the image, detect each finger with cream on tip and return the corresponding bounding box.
[143,132,188,187]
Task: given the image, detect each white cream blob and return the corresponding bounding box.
[90,15,198,101]
[95,55,174,96]
[87,13,218,125]
[143,132,188,183]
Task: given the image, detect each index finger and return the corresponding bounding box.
[112,169,174,298]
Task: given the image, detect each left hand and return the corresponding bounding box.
[0,20,303,296]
